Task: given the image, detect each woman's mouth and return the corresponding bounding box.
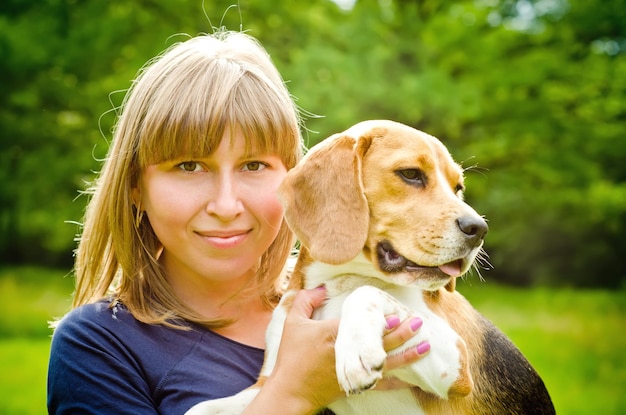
[197,229,251,249]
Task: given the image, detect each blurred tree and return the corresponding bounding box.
[449,0,626,287]
[279,0,626,288]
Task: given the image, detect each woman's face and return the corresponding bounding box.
[136,127,288,300]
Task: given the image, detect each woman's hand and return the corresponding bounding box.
[249,287,429,414]
[245,287,340,415]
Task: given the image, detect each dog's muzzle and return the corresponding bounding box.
[376,241,466,279]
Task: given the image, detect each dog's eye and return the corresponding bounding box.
[396,169,426,187]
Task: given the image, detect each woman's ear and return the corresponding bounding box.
[278,134,371,265]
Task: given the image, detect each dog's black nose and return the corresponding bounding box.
[456,216,488,244]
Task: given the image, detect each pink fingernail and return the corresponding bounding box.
[417,341,431,355]
[385,316,401,330]
[410,317,423,332]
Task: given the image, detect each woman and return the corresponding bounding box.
[47,30,427,414]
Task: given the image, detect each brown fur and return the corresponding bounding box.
[410,289,555,414]
[279,134,370,265]
[279,120,554,414]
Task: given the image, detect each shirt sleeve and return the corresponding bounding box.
[47,304,158,414]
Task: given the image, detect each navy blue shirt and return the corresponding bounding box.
[47,300,264,414]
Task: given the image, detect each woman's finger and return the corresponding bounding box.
[288,286,327,319]
[383,316,423,351]
[385,340,431,372]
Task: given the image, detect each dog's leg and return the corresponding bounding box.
[334,285,469,399]
[257,290,294,377]
[334,285,404,395]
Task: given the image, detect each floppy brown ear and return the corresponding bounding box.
[278,134,370,264]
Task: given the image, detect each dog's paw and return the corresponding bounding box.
[335,336,387,395]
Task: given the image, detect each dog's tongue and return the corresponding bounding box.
[438,259,463,277]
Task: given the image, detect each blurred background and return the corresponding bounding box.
[1,0,624,413]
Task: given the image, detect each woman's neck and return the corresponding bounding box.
[165,267,272,348]
[211,303,272,349]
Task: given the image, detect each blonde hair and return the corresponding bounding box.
[72,30,303,328]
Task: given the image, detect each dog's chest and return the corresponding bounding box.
[310,274,427,322]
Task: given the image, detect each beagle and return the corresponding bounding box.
[187,120,555,415]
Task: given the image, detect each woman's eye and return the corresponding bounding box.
[243,161,266,172]
[176,161,202,172]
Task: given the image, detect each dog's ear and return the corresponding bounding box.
[278,134,370,264]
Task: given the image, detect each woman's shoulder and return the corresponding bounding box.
[49,300,267,413]
[52,299,205,350]
[50,300,203,395]
[52,299,264,357]
[54,299,134,334]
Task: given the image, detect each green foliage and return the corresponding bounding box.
[1,0,624,287]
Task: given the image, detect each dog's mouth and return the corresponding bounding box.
[376,241,464,278]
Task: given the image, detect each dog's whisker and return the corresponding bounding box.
[463,164,490,178]
[471,263,486,282]
[463,249,492,283]
[475,249,493,270]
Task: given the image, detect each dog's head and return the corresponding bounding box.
[278,120,487,291]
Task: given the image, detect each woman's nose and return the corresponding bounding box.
[206,174,244,221]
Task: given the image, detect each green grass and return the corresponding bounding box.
[0,266,73,415]
[458,279,626,415]
[0,266,74,338]
[0,338,53,414]
[1,266,625,414]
